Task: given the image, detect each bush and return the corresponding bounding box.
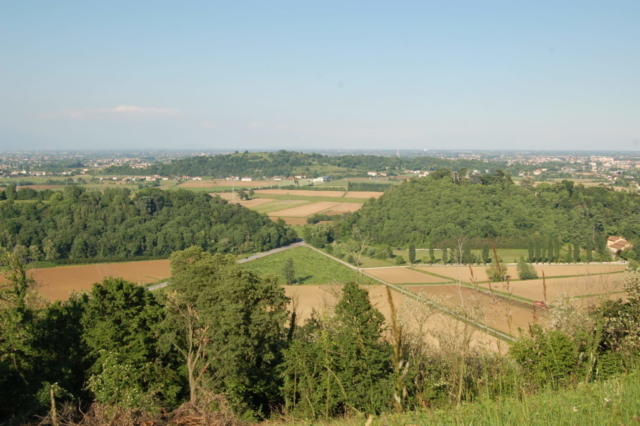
[517,257,538,280]
[395,255,406,265]
[486,262,504,282]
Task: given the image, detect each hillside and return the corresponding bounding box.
[0,186,297,262]
[351,171,640,249]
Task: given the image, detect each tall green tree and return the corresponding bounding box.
[82,278,180,410]
[282,282,392,418]
[283,257,295,285]
[408,244,416,264]
[165,247,289,415]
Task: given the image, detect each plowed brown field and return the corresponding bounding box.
[284,285,500,350]
[344,191,383,199]
[363,267,452,284]
[406,285,544,336]
[255,189,347,197]
[480,274,625,301]
[269,201,339,217]
[33,260,171,301]
[325,203,363,215]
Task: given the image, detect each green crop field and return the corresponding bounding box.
[242,246,376,285]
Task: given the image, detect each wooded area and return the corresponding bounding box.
[0,186,297,262]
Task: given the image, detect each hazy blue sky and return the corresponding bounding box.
[1,1,639,151]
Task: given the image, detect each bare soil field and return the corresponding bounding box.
[363,267,453,284]
[237,198,276,207]
[211,192,234,200]
[416,265,518,283]
[480,273,625,301]
[255,189,347,197]
[532,264,626,276]
[269,201,340,217]
[284,285,501,350]
[344,191,384,199]
[34,260,171,301]
[270,217,308,226]
[325,202,363,215]
[406,285,544,336]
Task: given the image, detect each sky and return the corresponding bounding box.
[1,1,639,151]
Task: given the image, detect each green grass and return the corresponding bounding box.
[282,372,640,426]
[242,246,376,285]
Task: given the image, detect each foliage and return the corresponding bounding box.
[351,175,640,249]
[282,282,392,419]
[283,257,296,285]
[242,246,375,285]
[485,262,504,282]
[0,187,297,262]
[166,247,290,416]
[516,257,538,280]
[103,150,509,180]
[510,324,579,389]
[81,278,180,409]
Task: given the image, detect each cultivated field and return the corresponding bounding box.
[481,274,625,301]
[255,189,347,197]
[343,191,383,199]
[268,201,341,217]
[284,284,501,350]
[406,285,544,336]
[33,260,171,301]
[364,267,453,284]
[324,202,363,215]
[416,265,518,283]
[179,180,286,188]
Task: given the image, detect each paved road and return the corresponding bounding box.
[148,240,306,291]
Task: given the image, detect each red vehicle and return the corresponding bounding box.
[534,301,551,309]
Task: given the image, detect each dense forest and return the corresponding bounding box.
[103,150,508,179]
[3,246,640,424]
[348,169,640,250]
[0,186,296,262]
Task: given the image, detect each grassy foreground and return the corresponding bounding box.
[242,246,376,285]
[276,372,640,426]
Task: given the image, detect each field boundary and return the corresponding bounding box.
[303,244,516,343]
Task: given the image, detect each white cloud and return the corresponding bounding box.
[42,105,181,119]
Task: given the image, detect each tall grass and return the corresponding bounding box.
[283,372,640,425]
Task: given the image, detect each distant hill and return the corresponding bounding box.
[103,150,508,179]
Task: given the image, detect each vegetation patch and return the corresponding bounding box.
[242,246,375,285]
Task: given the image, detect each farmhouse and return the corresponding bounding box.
[607,236,633,255]
[312,176,330,183]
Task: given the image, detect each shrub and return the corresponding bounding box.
[517,257,538,280]
[395,255,406,265]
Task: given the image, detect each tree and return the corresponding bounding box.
[283,257,295,285]
[573,242,581,262]
[282,282,392,418]
[166,247,289,415]
[81,278,179,410]
[408,244,416,264]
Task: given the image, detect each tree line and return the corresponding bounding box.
[348,170,640,253]
[0,186,297,262]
